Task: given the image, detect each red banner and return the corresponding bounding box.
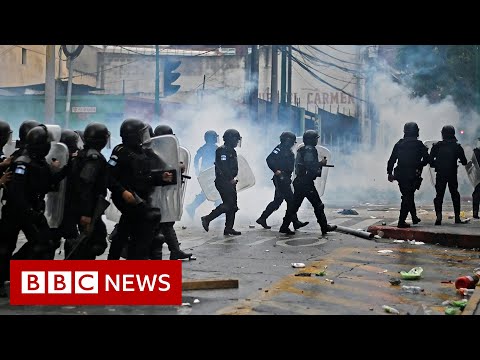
[9,260,182,306]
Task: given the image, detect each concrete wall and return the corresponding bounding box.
[0,45,97,88]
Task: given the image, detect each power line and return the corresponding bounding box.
[325,45,358,56]
[305,45,362,66]
[0,46,16,58]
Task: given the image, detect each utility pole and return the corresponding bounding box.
[271,45,279,123]
[280,45,287,106]
[45,45,56,124]
[65,55,74,129]
[155,45,160,121]
[250,45,259,123]
[287,45,292,106]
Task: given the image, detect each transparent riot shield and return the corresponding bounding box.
[45,124,62,142]
[197,154,256,202]
[466,150,480,188]
[179,146,191,207]
[105,190,122,223]
[292,144,332,197]
[423,140,438,186]
[44,142,69,228]
[3,139,17,158]
[150,135,183,223]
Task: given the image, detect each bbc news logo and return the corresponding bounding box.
[10,260,182,305]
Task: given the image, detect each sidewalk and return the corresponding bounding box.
[368,219,480,249]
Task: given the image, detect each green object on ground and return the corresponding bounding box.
[400,267,423,280]
[445,307,461,315]
[451,299,468,308]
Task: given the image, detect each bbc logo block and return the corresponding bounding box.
[10,261,182,305]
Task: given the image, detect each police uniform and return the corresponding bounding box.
[430,139,468,222]
[202,144,239,231]
[473,147,480,218]
[281,145,331,234]
[107,144,168,260]
[387,137,429,226]
[63,148,108,259]
[0,152,69,288]
[258,143,306,228]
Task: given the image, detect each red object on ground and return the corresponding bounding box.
[454,275,479,289]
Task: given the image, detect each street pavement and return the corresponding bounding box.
[1,202,479,315]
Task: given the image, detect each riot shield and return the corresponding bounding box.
[105,190,122,223]
[292,143,332,197]
[44,142,69,228]
[45,125,62,142]
[150,135,183,223]
[197,154,256,202]
[466,151,480,188]
[423,140,438,187]
[3,139,17,158]
[179,146,191,207]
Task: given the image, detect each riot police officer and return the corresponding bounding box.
[279,130,336,236]
[63,123,111,260]
[201,129,242,235]
[387,122,429,228]
[107,118,174,260]
[0,120,12,184]
[150,124,193,260]
[256,131,309,230]
[430,125,468,225]
[10,120,41,161]
[186,130,221,218]
[0,125,69,296]
[472,137,480,219]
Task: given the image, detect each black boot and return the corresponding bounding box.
[397,222,411,228]
[412,217,421,225]
[321,224,337,236]
[455,216,468,224]
[256,216,271,229]
[224,229,241,235]
[201,216,210,232]
[474,211,479,219]
[170,249,193,260]
[293,219,309,230]
[279,226,295,235]
[435,213,442,226]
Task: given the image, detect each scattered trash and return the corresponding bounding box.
[335,225,374,239]
[265,250,270,252]
[337,209,359,215]
[249,225,255,229]
[441,280,453,284]
[400,267,423,280]
[315,271,326,277]
[382,305,400,314]
[181,302,192,307]
[181,226,187,230]
[369,307,374,311]
[377,231,385,237]
[370,216,377,219]
[62,306,76,310]
[417,209,429,215]
[374,235,382,239]
[378,269,388,274]
[295,273,312,277]
[407,240,425,245]
[377,249,394,254]
[291,263,306,268]
[401,285,424,294]
[455,275,479,289]
[393,240,405,243]
[325,278,334,284]
[457,288,475,296]
[389,278,401,286]
[445,307,461,315]
[193,299,200,304]
[108,308,116,312]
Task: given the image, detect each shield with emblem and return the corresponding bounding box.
[423,140,438,186]
[197,153,256,202]
[150,134,183,223]
[465,148,480,188]
[292,143,332,197]
[44,141,69,228]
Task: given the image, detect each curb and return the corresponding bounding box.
[367,226,480,249]
[462,289,480,315]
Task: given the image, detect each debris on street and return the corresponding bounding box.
[377,249,394,254]
[393,240,405,243]
[400,267,423,280]
[382,305,400,314]
[389,278,401,286]
[295,273,312,277]
[291,263,306,268]
[337,209,359,215]
[335,225,374,239]
[193,299,200,304]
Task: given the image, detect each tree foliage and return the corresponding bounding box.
[395,45,479,110]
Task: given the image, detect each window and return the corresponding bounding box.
[21,48,27,65]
